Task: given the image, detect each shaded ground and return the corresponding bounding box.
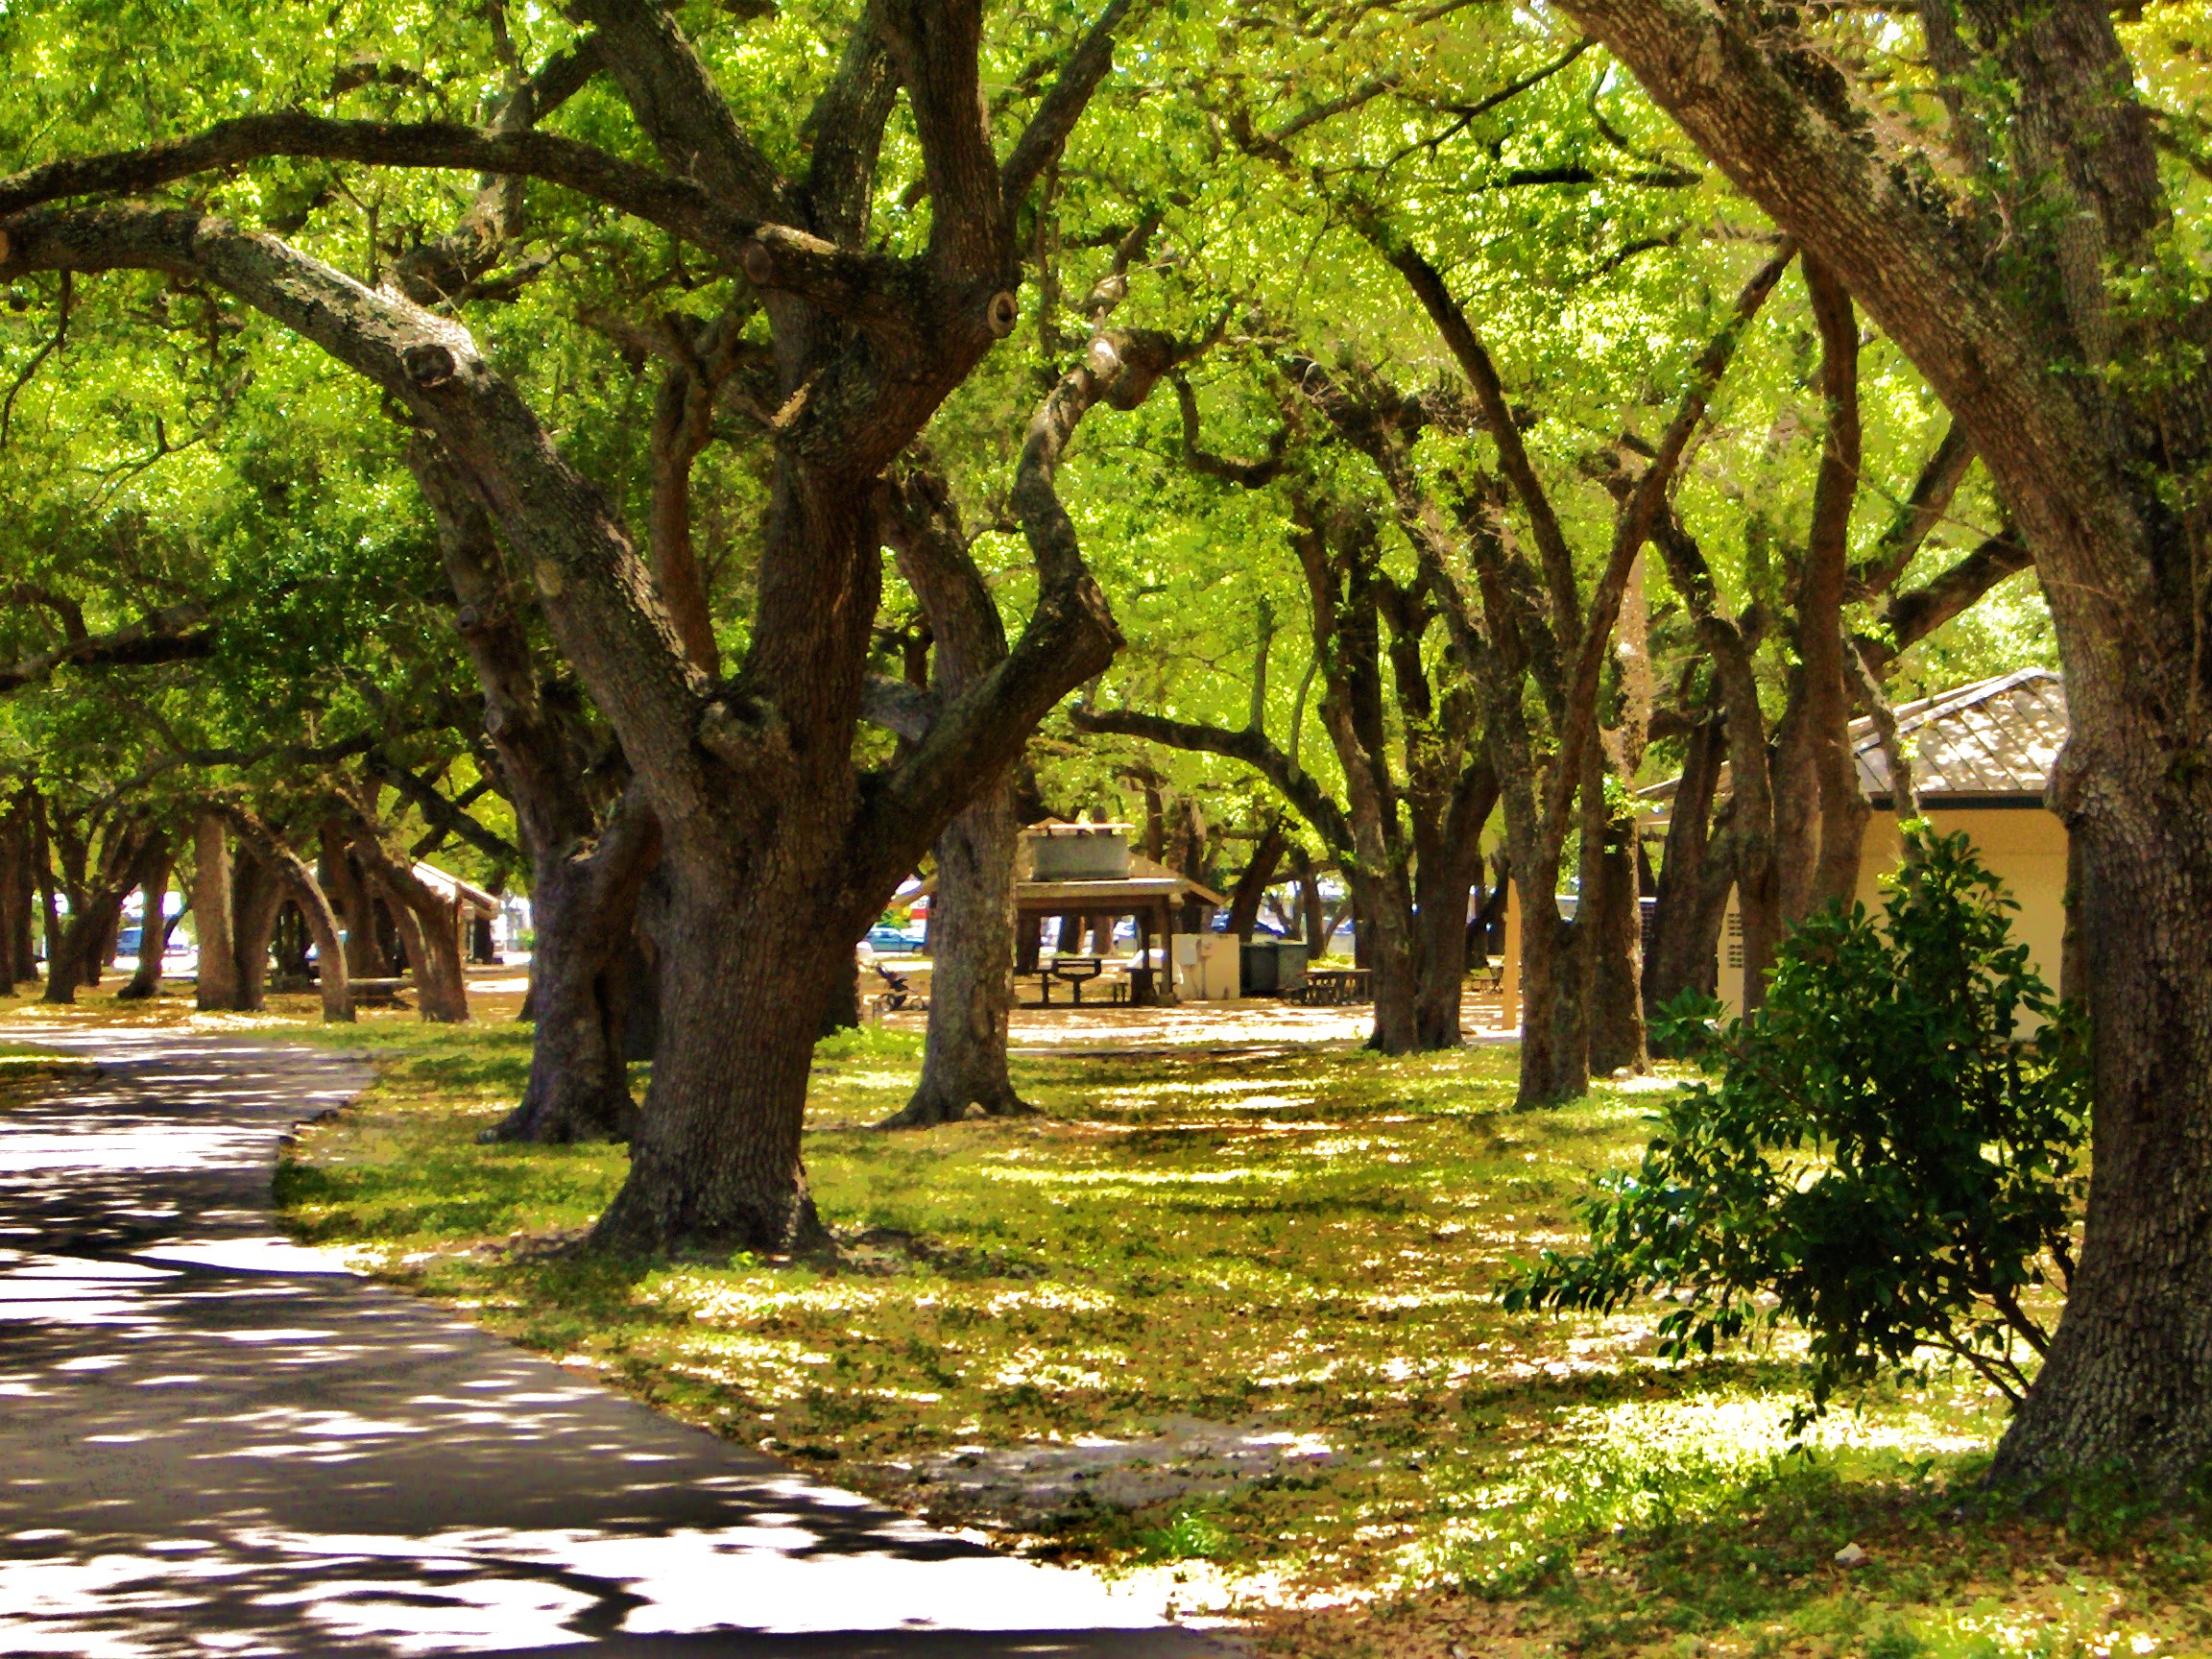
[0,1027,1232,1658]
[265,1021,2212,1659]
[10,986,2212,1657]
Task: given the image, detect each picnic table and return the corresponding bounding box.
[1289,967,1371,1006]
[1020,956,1126,1007]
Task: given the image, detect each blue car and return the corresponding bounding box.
[865,924,925,952]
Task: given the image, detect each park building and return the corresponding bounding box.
[1639,666,2074,1018]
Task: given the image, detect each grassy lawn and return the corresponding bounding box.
[7,985,2203,1657]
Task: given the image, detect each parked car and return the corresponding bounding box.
[865,924,926,953]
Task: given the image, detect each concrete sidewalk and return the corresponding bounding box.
[0,1029,1238,1657]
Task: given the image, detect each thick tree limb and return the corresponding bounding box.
[218,805,353,1022]
[1866,533,2033,667]
[1798,253,1865,909]
[364,750,523,868]
[842,328,1208,904]
[0,203,713,814]
[0,113,761,265]
[0,599,210,690]
[1173,373,1289,486]
[1337,226,1583,639]
[1071,706,1354,854]
[998,0,1139,226]
[565,0,791,223]
[877,0,1003,275]
[392,35,609,304]
[1854,421,1976,598]
[802,19,899,246]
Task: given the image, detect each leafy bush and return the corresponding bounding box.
[1503,826,2088,1410]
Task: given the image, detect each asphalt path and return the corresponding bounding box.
[0,1028,1238,1658]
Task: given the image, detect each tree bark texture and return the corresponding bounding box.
[890,773,1025,1125]
[0,808,35,986]
[116,840,175,1000]
[1225,817,1288,941]
[42,813,148,1006]
[229,850,282,1012]
[410,445,654,1142]
[320,820,384,977]
[346,816,471,1023]
[487,832,653,1143]
[1584,789,1647,1074]
[1644,709,1724,1016]
[192,812,241,1012]
[226,813,351,1023]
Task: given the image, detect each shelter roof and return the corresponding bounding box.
[411,861,500,917]
[902,850,1226,909]
[1640,668,2067,812]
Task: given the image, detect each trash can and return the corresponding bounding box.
[1239,938,1312,996]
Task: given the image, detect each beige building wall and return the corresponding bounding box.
[1719,805,2070,1018]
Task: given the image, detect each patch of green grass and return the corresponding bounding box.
[0,1047,96,1108]
[275,1023,2212,1659]
[1138,1503,1237,1564]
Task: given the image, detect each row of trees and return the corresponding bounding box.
[0,0,2199,1489]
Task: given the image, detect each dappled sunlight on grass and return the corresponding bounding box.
[269,1019,2212,1658]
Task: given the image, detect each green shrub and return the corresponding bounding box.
[1504,826,2088,1412]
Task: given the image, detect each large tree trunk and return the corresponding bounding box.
[1585,796,1647,1074]
[1516,883,1591,1107]
[1301,867,1329,956]
[226,815,351,1022]
[1366,907,1420,1053]
[484,831,651,1143]
[392,880,470,1022]
[43,824,146,1006]
[193,814,242,1012]
[347,818,471,1024]
[593,874,847,1255]
[1410,852,1475,1050]
[886,772,1027,1126]
[40,919,89,1005]
[320,820,382,976]
[409,445,655,1142]
[90,888,128,985]
[1987,719,2212,1489]
[373,880,441,1007]
[1362,926,1418,1051]
[31,806,58,984]
[1547,915,1597,1101]
[116,841,175,1000]
[1644,710,1725,1016]
[230,851,282,1012]
[1224,817,1288,941]
[0,808,33,987]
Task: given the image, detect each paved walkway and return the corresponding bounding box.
[0,1029,1238,1658]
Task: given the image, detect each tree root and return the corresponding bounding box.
[877,1086,1039,1129]
[478,1088,638,1145]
